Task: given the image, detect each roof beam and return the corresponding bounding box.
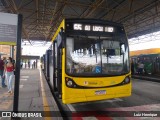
[125,10,160,29]
[117,0,158,23]
[129,0,133,13]
[47,1,67,40]
[42,0,46,29]
[98,0,126,19]
[80,0,105,18]
[36,0,39,24]
[24,19,37,29]
[6,0,32,45]
[18,0,34,11]
[27,25,38,34]
[57,0,108,10]
[23,11,36,21]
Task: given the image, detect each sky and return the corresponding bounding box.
[22,31,160,56]
[129,39,160,51]
[22,45,50,56]
[22,41,51,56]
[129,31,160,51]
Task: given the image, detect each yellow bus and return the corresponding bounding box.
[47,19,131,104]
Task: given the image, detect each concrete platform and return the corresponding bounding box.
[0,69,63,120]
[132,74,160,83]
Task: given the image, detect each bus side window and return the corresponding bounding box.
[120,43,125,55]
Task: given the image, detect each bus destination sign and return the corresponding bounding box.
[73,23,114,32]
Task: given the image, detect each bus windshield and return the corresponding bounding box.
[66,35,130,76]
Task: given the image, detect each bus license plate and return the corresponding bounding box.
[95,90,106,95]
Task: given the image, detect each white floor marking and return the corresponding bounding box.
[20,85,24,88]
[96,98,123,103]
[105,98,123,103]
[82,117,98,120]
[67,104,76,112]
[20,76,29,78]
[20,79,27,81]
[106,103,160,111]
[76,98,123,106]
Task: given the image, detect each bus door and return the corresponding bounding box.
[45,50,51,81]
[53,34,63,98]
[53,41,58,92]
[57,45,62,98]
[49,46,53,87]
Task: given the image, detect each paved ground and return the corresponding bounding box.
[132,74,160,83]
[0,69,62,120]
[0,76,14,112]
[65,79,160,120]
[1,69,160,120]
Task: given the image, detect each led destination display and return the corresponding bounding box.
[73,23,114,32]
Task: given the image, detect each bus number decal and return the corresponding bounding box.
[95,90,106,95]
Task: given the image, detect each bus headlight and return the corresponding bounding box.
[122,76,130,84]
[67,80,73,87]
[125,77,130,83]
[65,77,77,88]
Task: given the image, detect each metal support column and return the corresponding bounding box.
[13,14,22,114]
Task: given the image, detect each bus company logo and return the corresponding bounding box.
[84,81,88,85]
[88,82,98,85]
[2,112,11,117]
